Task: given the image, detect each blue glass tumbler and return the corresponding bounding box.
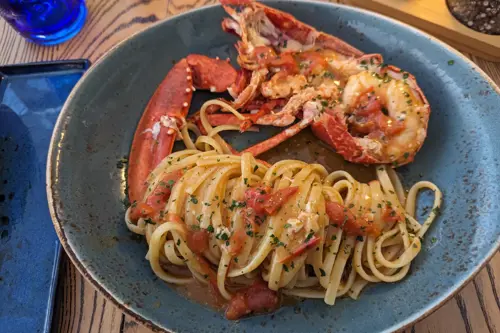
[0,0,87,45]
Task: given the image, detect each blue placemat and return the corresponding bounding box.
[0,60,89,333]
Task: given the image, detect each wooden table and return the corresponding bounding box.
[0,0,499,332]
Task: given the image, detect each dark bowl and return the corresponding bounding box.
[47,1,500,332]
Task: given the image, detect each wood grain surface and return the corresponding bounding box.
[0,0,498,332]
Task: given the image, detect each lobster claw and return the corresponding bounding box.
[128,55,239,208]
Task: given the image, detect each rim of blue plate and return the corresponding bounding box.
[47,1,500,332]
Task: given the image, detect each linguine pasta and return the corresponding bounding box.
[124,100,442,314]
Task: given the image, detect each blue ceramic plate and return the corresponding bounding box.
[47,1,500,332]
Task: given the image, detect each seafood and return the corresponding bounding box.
[127,54,242,215]
[216,0,430,164]
[311,67,430,165]
[127,0,431,222]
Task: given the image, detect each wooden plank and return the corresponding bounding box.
[348,0,500,61]
[0,0,168,65]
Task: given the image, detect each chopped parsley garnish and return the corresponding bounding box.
[402,73,409,79]
[229,200,246,211]
[144,218,156,225]
[216,232,229,241]
[323,71,335,79]
[356,235,364,242]
[319,268,326,276]
[305,230,315,242]
[448,60,454,66]
[431,237,437,244]
[331,235,337,241]
[176,239,181,246]
[234,257,239,263]
[246,230,254,237]
[283,264,289,272]
[381,107,389,116]
[432,206,441,216]
[253,165,259,172]
[270,234,285,247]
[284,223,292,229]
[189,195,198,204]
[404,152,410,159]
[206,225,214,233]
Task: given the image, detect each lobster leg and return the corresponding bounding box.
[243,117,313,156]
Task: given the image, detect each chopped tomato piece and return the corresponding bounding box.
[163,212,183,224]
[351,89,405,138]
[187,229,209,254]
[382,205,403,224]
[130,169,184,222]
[244,186,298,216]
[129,202,155,221]
[325,201,381,237]
[244,186,271,216]
[145,169,183,211]
[264,187,299,215]
[225,280,279,320]
[279,235,321,263]
[226,293,248,321]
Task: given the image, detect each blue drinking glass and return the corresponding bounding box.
[0,0,87,45]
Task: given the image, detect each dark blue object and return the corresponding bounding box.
[0,0,87,45]
[0,60,89,333]
[46,2,500,333]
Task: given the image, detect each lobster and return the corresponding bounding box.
[127,0,430,221]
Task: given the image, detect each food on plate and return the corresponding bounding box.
[124,0,440,320]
